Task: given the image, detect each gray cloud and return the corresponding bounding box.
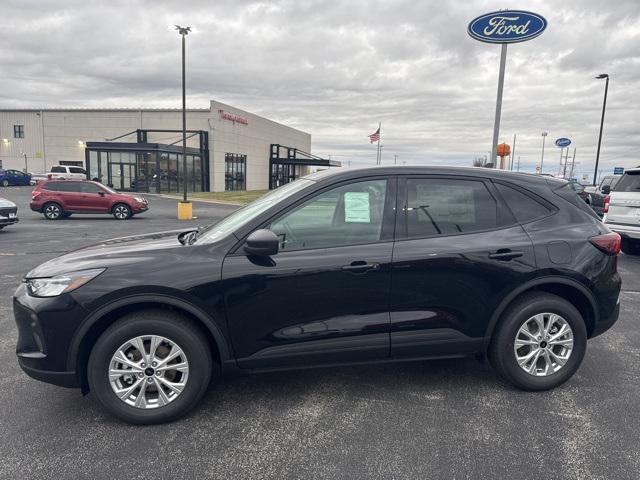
[1,0,639,180]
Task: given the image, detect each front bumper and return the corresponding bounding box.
[0,217,18,226]
[132,203,149,214]
[13,284,88,388]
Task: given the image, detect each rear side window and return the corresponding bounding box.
[495,183,551,223]
[404,178,497,237]
[614,172,640,192]
[43,182,61,191]
[51,166,66,173]
[552,183,599,219]
[45,182,82,192]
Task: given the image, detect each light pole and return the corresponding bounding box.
[175,25,192,219]
[540,132,547,174]
[593,73,609,186]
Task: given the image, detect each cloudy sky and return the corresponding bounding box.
[1,0,639,180]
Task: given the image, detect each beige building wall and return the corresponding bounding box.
[0,102,312,192]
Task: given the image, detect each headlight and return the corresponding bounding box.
[134,196,145,203]
[26,268,105,297]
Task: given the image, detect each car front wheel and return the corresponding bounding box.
[489,292,586,391]
[88,310,212,424]
[112,203,132,220]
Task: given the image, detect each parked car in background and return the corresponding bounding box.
[604,168,640,254]
[568,181,589,203]
[14,167,621,424]
[0,169,31,187]
[30,179,149,220]
[0,197,18,229]
[48,165,87,180]
[585,175,622,217]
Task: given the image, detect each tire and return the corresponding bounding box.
[88,310,212,424]
[1,179,8,187]
[489,292,587,391]
[621,238,638,255]
[112,203,132,220]
[42,202,63,220]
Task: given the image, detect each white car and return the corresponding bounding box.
[603,167,640,253]
[0,197,18,230]
[48,165,87,180]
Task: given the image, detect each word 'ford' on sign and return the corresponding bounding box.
[555,138,572,148]
[468,10,547,44]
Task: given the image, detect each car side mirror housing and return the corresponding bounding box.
[244,229,279,256]
[98,191,105,197]
[601,185,611,194]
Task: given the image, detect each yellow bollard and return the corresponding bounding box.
[177,201,193,220]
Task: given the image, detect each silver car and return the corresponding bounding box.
[0,197,19,230]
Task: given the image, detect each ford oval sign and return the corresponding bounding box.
[468,10,547,44]
[555,138,572,148]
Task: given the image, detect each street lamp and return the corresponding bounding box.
[175,25,192,219]
[540,132,548,174]
[593,73,609,186]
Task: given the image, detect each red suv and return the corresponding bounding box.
[31,180,149,220]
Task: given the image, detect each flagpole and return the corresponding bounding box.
[376,122,381,165]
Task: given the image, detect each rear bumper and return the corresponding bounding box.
[590,299,620,338]
[604,222,640,240]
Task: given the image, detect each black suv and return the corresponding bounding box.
[14,167,622,424]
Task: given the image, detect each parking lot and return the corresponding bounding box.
[1,185,639,480]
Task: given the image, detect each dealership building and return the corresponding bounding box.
[0,100,339,192]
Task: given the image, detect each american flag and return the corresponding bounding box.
[369,127,380,143]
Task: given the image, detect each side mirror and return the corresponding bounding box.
[98,191,105,197]
[601,185,611,194]
[244,229,279,256]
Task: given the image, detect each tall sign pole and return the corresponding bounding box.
[490,44,508,168]
[175,25,192,220]
[468,10,547,168]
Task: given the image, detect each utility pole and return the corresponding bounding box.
[569,148,577,178]
[593,74,609,186]
[394,154,398,165]
[175,25,192,219]
[510,134,517,171]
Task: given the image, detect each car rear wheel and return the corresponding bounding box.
[43,202,63,220]
[112,203,131,220]
[489,292,586,391]
[88,310,212,424]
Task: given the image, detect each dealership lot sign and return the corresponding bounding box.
[468,9,547,170]
[468,10,548,44]
[555,138,572,148]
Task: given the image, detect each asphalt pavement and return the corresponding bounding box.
[0,186,639,480]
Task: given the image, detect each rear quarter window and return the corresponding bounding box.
[614,172,640,192]
[494,183,552,223]
[51,166,66,173]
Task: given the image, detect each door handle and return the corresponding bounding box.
[488,249,524,261]
[341,261,380,273]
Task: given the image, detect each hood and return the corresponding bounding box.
[0,197,16,208]
[26,228,194,278]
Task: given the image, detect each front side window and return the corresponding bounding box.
[270,179,388,251]
[225,153,246,191]
[13,125,24,138]
[404,178,497,237]
[80,183,104,194]
[69,167,87,175]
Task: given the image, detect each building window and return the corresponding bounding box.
[225,153,246,191]
[13,125,24,138]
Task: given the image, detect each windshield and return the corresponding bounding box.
[195,179,315,244]
[614,172,640,192]
[101,184,118,194]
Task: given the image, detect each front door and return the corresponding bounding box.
[79,182,113,212]
[390,176,537,358]
[222,177,397,369]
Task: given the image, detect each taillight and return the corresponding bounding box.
[589,232,621,255]
[603,195,611,213]
[31,191,42,200]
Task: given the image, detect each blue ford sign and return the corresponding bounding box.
[555,138,572,148]
[468,10,548,44]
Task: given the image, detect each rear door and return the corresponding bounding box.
[389,176,537,358]
[58,182,85,211]
[606,171,640,226]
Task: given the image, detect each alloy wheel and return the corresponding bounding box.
[114,205,130,219]
[108,335,190,409]
[513,313,574,377]
[44,204,61,219]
